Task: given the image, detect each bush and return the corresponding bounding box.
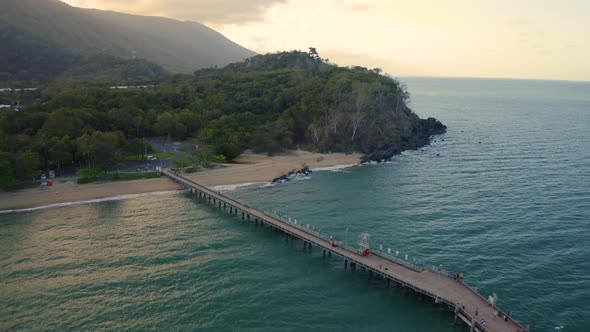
[77,167,103,183]
[210,155,227,163]
[173,159,190,168]
[77,168,102,179]
[76,177,93,184]
[185,167,198,173]
[114,172,160,180]
[216,141,241,161]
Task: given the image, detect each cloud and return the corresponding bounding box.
[63,0,286,24]
[334,0,376,11]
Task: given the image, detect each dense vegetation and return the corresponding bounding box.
[0,0,255,85]
[54,55,168,87]
[0,50,445,189]
[0,42,168,87]
[0,31,78,85]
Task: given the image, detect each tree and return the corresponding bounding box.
[178,109,201,135]
[108,106,141,136]
[76,133,96,168]
[350,82,370,142]
[155,112,177,138]
[175,122,187,139]
[93,131,121,170]
[14,150,41,180]
[48,135,74,170]
[39,107,91,138]
[76,131,121,170]
[308,47,320,60]
[0,151,18,189]
[216,135,241,161]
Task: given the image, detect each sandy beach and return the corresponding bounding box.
[0,151,360,211]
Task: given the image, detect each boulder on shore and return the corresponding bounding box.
[271,165,313,184]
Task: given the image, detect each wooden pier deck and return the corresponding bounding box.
[164,170,529,332]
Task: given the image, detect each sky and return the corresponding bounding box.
[62,0,590,81]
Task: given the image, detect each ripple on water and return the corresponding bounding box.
[2,78,590,331]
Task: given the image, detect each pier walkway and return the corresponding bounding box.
[164,170,528,332]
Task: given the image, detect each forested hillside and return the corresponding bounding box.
[0,50,445,188]
[0,0,255,84]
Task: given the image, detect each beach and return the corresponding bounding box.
[0,151,360,211]
[184,150,361,186]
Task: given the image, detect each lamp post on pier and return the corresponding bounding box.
[345,228,349,248]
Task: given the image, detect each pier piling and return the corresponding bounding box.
[163,170,530,332]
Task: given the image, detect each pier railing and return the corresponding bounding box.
[264,211,427,273]
[428,264,452,277]
[199,175,452,278]
[372,251,424,272]
[164,170,530,332]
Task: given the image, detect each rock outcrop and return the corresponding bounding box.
[271,165,313,184]
[361,117,446,163]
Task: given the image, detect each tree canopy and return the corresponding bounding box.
[0,50,445,188]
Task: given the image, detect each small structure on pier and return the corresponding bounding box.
[162,170,530,332]
[358,233,371,256]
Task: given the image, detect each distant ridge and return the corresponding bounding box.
[0,0,256,83]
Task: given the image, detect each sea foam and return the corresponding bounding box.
[209,182,268,192]
[310,163,358,172]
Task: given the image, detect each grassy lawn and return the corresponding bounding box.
[121,152,173,162]
[77,171,161,184]
[152,152,173,159]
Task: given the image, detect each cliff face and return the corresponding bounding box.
[361,117,446,162]
[194,51,446,160]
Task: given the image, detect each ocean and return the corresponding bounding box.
[1,77,589,331]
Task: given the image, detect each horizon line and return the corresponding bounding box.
[394,74,590,84]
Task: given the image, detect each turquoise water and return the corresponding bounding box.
[2,78,589,331]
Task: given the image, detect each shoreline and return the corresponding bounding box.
[0,151,361,212]
[0,190,186,215]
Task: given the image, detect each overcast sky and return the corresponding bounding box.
[63,0,590,81]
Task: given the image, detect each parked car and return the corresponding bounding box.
[147,155,157,161]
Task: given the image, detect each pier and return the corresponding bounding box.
[164,170,529,332]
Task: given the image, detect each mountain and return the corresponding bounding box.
[0,0,256,84]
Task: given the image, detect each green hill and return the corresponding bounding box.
[189,50,446,159]
[0,50,445,188]
[0,0,256,84]
[53,55,168,86]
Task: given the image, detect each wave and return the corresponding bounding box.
[209,182,268,192]
[0,190,186,215]
[311,163,358,172]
